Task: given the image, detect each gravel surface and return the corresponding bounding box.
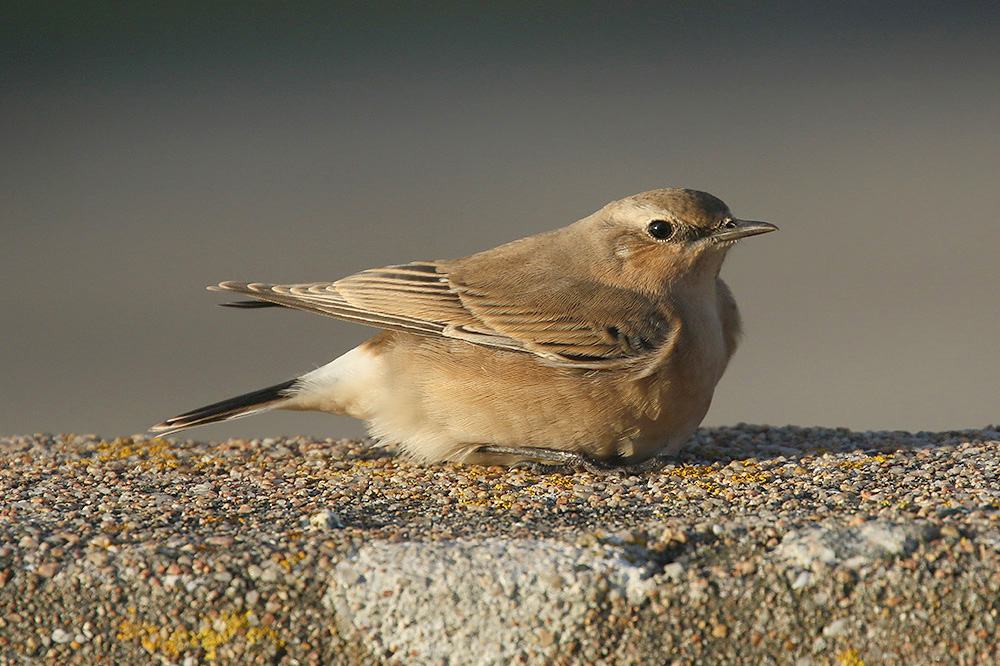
[2,425,1000,665]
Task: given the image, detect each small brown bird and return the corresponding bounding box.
[152,188,776,470]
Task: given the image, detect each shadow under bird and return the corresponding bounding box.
[152,188,776,471]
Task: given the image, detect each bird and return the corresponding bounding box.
[151,188,776,471]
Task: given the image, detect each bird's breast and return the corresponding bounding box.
[670,283,730,388]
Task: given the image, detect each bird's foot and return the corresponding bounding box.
[475,445,677,475]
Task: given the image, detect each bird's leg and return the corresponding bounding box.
[474,445,584,474]
[474,445,675,475]
[577,454,674,475]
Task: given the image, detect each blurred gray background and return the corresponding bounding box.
[3,2,999,441]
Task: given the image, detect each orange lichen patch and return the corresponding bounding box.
[75,437,183,469]
[118,610,284,661]
[276,551,307,570]
[656,461,773,496]
[538,474,576,490]
[450,469,576,509]
[730,470,773,484]
[837,648,866,666]
[838,454,895,470]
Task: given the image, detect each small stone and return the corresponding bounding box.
[51,628,73,644]
[90,535,113,548]
[822,618,849,637]
[940,524,960,539]
[309,509,343,531]
[86,551,110,567]
[36,562,60,578]
[663,562,685,581]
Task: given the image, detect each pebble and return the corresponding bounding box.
[822,618,849,637]
[36,562,60,578]
[308,509,343,531]
[51,628,73,644]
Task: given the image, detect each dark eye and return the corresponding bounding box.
[722,219,738,229]
[647,220,673,240]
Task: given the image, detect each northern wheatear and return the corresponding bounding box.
[152,188,776,470]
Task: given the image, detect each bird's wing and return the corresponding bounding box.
[448,266,675,369]
[214,260,675,369]
[212,262,527,354]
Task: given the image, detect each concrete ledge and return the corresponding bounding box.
[1,426,999,664]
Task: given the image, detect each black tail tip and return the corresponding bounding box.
[150,378,298,436]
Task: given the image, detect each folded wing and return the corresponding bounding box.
[214,259,674,370]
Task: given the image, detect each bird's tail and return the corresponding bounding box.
[149,378,298,436]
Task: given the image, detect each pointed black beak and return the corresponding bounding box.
[712,219,778,243]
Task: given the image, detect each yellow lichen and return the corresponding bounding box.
[276,551,306,570]
[118,610,284,661]
[76,437,181,469]
[837,648,866,666]
[838,454,894,470]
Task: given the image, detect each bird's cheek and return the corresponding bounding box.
[613,238,633,261]
[615,254,666,291]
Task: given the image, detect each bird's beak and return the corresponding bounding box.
[712,219,778,243]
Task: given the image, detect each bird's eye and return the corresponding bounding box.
[647,220,673,240]
[722,219,738,230]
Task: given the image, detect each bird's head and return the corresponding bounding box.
[590,188,777,292]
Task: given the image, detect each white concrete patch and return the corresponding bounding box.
[326,538,657,664]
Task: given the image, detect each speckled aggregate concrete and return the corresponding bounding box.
[2,425,1000,665]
